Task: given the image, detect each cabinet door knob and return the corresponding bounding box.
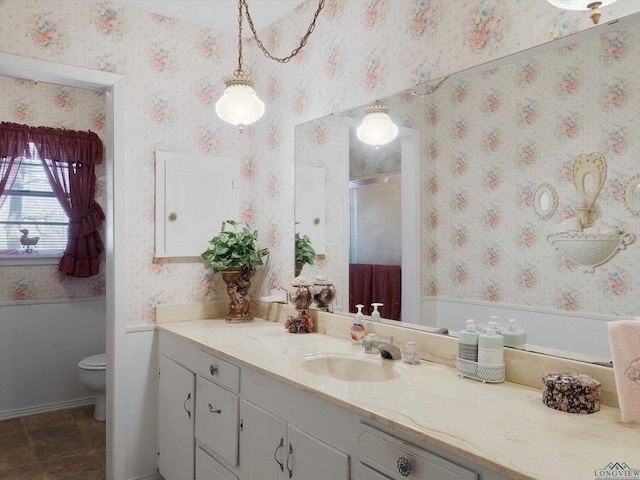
[168,212,177,222]
[209,365,217,376]
[397,456,412,476]
[208,403,222,414]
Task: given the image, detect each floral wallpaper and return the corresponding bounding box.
[426,26,639,317]
[2,0,640,325]
[0,75,107,301]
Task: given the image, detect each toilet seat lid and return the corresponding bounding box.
[79,353,106,369]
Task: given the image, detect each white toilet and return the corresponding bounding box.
[77,353,107,421]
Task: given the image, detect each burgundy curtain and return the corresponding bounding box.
[29,126,105,277]
[349,263,374,315]
[349,263,402,320]
[372,264,402,321]
[0,123,29,210]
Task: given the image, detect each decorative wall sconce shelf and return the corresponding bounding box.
[546,152,636,272]
[548,231,635,273]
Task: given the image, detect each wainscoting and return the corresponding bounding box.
[0,298,106,420]
[422,296,615,359]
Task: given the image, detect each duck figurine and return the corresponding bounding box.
[19,229,40,252]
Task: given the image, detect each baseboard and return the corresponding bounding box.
[0,397,95,421]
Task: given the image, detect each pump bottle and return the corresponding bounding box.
[350,304,365,345]
[371,303,383,322]
[477,321,504,366]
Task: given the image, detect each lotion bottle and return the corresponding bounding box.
[477,321,504,366]
[350,304,365,345]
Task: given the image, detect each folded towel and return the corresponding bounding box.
[608,319,640,423]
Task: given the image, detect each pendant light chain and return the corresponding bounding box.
[235,0,244,73]
[241,0,325,64]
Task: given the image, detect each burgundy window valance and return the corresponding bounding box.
[0,122,105,277]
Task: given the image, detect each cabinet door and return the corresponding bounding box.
[240,400,287,480]
[287,425,349,480]
[158,355,196,480]
[195,376,239,466]
[155,151,240,257]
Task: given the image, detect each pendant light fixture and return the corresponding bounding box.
[546,1,617,24]
[356,101,398,149]
[216,0,326,132]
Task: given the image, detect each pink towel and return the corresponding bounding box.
[608,319,640,423]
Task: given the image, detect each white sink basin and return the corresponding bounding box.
[297,353,402,382]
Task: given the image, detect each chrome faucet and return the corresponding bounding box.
[362,335,402,360]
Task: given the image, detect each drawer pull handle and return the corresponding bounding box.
[183,393,191,419]
[274,438,284,472]
[286,442,293,478]
[397,456,412,477]
[210,365,218,375]
[208,403,222,414]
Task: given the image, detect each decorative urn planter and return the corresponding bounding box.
[221,267,255,323]
[201,220,269,324]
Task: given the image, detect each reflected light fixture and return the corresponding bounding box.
[356,101,399,149]
[216,0,325,133]
[546,1,617,24]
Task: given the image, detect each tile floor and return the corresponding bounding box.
[0,406,105,480]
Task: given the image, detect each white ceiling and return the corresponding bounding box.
[114,0,305,33]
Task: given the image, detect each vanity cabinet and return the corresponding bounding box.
[158,333,240,480]
[240,399,349,480]
[158,354,196,480]
[158,327,509,480]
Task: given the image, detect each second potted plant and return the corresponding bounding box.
[201,220,269,323]
[294,232,315,277]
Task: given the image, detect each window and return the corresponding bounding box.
[0,145,67,253]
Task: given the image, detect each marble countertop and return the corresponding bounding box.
[156,318,639,480]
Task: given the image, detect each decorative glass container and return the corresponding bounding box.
[313,275,336,312]
[287,276,314,334]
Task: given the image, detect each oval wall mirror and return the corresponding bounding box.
[534,183,558,221]
[624,174,640,217]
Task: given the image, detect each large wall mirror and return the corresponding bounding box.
[295,12,640,363]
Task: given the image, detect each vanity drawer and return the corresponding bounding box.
[196,376,239,466]
[356,423,477,480]
[199,350,240,393]
[196,446,238,480]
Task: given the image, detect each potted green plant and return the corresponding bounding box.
[201,220,269,323]
[295,232,315,277]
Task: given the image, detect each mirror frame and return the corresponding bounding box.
[534,183,559,221]
[624,173,640,217]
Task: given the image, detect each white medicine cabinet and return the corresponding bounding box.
[155,151,240,257]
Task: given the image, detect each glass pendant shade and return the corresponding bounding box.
[546,0,615,10]
[215,72,265,132]
[356,102,398,148]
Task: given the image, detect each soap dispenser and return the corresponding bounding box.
[478,321,504,366]
[371,303,383,322]
[501,318,526,349]
[350,304,365,345]
[457,319,480,377]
